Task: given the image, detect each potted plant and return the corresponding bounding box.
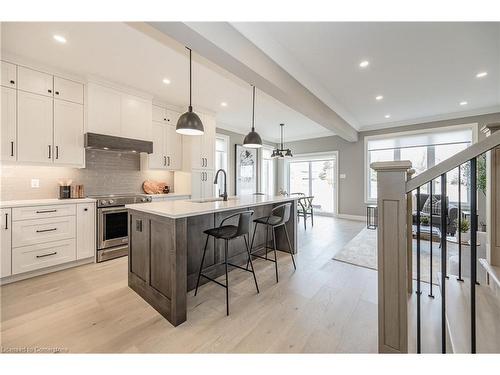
[460,219,471,242]
[420,216,430,226]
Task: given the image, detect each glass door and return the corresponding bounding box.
[287,154,338,215]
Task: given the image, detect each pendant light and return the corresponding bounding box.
[271,123,293,158]
[176,47,204,135]
[243,85,263,148]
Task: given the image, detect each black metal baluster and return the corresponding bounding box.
[457,165,464,282]
[440,173,447,354]
[470,158,477,354]
[429,181,435,298]
[416,187,422,353]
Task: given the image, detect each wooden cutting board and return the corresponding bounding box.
[142,180,168,194]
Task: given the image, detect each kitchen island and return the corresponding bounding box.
[125,195,298,326]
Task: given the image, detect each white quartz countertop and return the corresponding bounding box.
[145,193,191,198]
[126,195,298,219]
[0,198,96,208]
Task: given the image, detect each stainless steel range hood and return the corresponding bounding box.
[84,133,153,154]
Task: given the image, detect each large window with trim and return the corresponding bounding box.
[365,125,475,203]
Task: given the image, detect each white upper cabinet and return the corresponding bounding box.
[53,99,84,166]
[18,66,53,97]
[87,82,152,141]
[54,76,84,104]
[183,111,216,171]
[17,91,54,164]
[165,110,182,170]
[152,105,167,123]
[1,61,17,89]
[121,94,152,141]
[149,121,166,169]
[1,87,17,161]
[87,83,121,136]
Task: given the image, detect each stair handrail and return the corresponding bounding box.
[406,129,500,192]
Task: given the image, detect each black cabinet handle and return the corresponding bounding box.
[48,89,52,93]
[10,141,14,157]
[164,156,167,166]
[163,118,167,121]
[56,146,59,159]
[10,80,15,85]
[36,252,57,258]
[48,145,51,159]
[167,156,170,166]
[36,228,57,233]
[55,91,60,95]
[84,208,88,212]
[36,209,57,214]
[4,213,8,230]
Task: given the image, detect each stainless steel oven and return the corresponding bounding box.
[93,194,151,262]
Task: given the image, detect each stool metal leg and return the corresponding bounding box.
[244,235,259,293]
[283,224,297,270]
[224,239,229,316]
[246,223,258,271]
[272,226,279,283]
[194,235,210,296]
[265,223,269,260]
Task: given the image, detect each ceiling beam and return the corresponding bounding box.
[146,22,358,142]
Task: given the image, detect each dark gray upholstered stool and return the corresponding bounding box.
[247,202,296,282]
[194,210,259,316]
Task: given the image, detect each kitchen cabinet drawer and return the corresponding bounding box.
[12,239,76,275]
[18,66,53,97]
[1,61,17,89]
[54,76,84,104]
[12,204,76,221]
[12,216,76,248]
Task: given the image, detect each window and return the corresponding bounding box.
[287,152,338,215]
[260,147,275,195]
[365,125,475,203]
[215,134,229,196]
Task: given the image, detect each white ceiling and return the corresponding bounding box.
[233,22,500,131]
[1,22,332,143]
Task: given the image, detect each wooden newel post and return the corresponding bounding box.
[371,161,412,354]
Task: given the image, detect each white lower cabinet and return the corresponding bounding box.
[1,208,12,278]
[76,203,95,260]
[1,201,96,280]
[12,239,76,275]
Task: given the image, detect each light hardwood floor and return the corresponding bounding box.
[1,216,381,353]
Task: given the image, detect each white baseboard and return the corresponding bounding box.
[335,213,366,222]
[0,257,94,286]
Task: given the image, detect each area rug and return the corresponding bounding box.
[333,227,458,285]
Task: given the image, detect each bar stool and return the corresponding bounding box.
[194,210,259,316]
[247,202,296,282]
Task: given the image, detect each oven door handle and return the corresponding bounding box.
[99,207,127,214]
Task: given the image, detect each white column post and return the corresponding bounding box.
[372,160,412,354]
[482,123,500,267]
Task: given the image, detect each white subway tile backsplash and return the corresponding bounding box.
[1,150,173,200]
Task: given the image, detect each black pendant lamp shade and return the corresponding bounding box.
[176,48,204,135]
[243,86,263,148]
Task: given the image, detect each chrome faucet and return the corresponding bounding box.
[214,169,228,201]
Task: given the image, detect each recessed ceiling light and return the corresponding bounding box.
[375,95,384,101]
[162,78,171,85]
[384,114,391,119]
[220,102,228,107]
[476,72,488,78]
[459,101,468,106]
[359,60,370,68]
[53,34,67,44]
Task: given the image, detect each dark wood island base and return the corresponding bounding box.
[127,199,297,326]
